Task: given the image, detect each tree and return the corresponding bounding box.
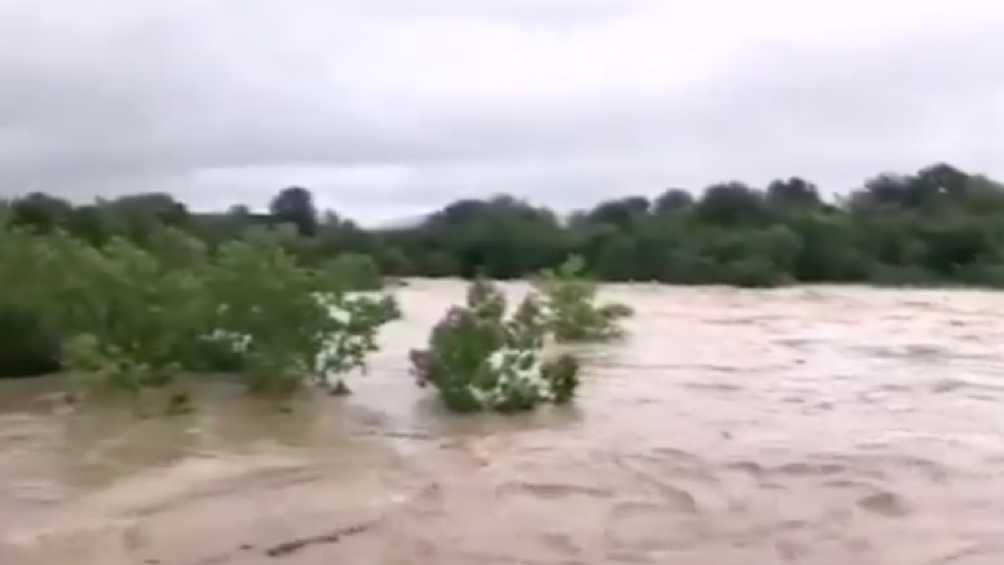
[696,182,767,225]
[108,193,189,226]
[10,192,73,232]
[788,213,870,281]
[316,215,376,261]
[593,234,637,281]
[22,231,214,397]
[890,163,972,210]
[585,196,650,228]
[917,219,991,275]
[0,225,62,378]
[755,224,804,274]
[6,163,1004,295]
[207,232,398,393]
[86,193,191,244]
[856,174,912,209]
[422,250,461,277]
[414,195,567,278]
[324,253,382,290]
[916,163,969,200]
[766,177,821,210]
[962,175,1004,214]
[270,186,318,237]
[67,205,112,246]
[0,303,60,377]
[654,188,694,214]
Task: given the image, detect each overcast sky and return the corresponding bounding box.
[2,1,1002,224]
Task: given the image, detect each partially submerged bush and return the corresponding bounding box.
[410,277,579,413]
[0,223,399,402]
[65,333,179,393]
[720,257,788,288]
[0,304,61,378]
[314,291,401,390]
[323,253,383,291]
[206,237,400,393]
[536,255,633,342]
[24,232,212,394]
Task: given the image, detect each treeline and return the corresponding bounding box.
[6,163,1004,287]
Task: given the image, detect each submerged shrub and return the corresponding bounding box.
[323,253,383,291]
[0,304,61,378]
[541,353,579,404]
[185,335,248,373]
[65,333,179,394]
[536,256,633,342]
[720,257,787,288]
[18,232,213,394]
[314,291,401,389]
[0,222,398,402]
[411,277,580,413]
[208,237,399,393]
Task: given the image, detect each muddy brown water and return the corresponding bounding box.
[2,280,1004,564]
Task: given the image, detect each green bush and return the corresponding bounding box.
[324,253,383,290]
[184,335,248,373]
[12,232,212,393]
[410,278,580,413]
[868,264,941,286]
[536,256,633,342]
[721,257,787,288]
[0,223,399,403]
[208,235,399,393]
[661,248,720,284]
[65,333,179,393]
[0,304,61,378]
[954,263,1004,288]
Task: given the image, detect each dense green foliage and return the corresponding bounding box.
[0,304,61,378]
[536,256,633,342]
[0,220,399,392]
[410,278,580,413]
[6,163,1004,289]
[383,164,1004,287]
[323,253,383,291]
[204,233,399,393]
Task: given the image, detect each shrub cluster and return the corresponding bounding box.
[0,222,398,404]
[410,269,627,413]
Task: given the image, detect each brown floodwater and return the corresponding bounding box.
[2,280,1004,564]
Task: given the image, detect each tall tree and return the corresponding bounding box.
[270,186,318,236]
[10,192,73,232]
[696,182,766,225]
[766,177,821,210]
[584,196,650,228]
[654,188,694,214]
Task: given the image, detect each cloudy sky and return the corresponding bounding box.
[2,1,1002,224]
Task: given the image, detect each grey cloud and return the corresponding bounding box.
[1,1,1002,223]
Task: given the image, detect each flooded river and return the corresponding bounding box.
[2,280,1004,564]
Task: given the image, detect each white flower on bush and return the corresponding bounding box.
[205,291,398,388]
[202,328,252,353]
[313,291,400,386]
